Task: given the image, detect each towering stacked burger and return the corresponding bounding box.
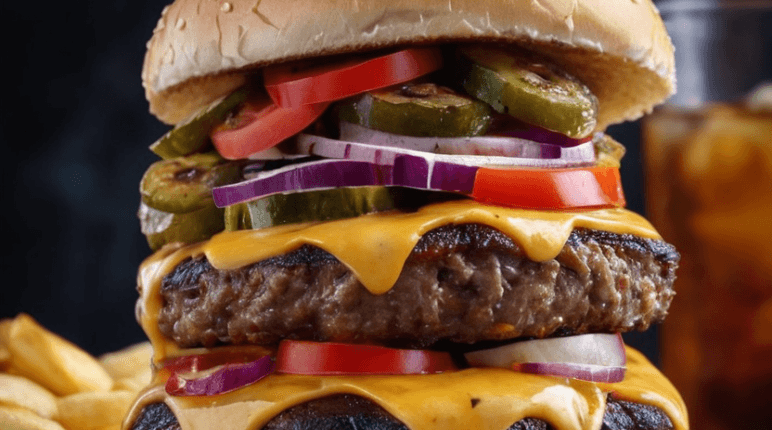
[126,0,687,429]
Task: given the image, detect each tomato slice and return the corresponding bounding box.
[472,166,625,210]
[275,340,457,375]
[211,95,329,160]
[264,48,443,107]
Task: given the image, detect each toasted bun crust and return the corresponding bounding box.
[143,0,675,127]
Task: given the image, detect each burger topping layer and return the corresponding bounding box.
[140,45,630,252]
[122,347,687,430]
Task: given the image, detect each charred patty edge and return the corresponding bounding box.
[161,225,678,290]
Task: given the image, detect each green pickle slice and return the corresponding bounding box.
[225,187,465,230]
[140,152,242,214]
[139,202,225,251]
[458,45,598,138]
[149,85,252,159]
[337,83,492,137]
[224,202,252,232]
[139,152,243,249]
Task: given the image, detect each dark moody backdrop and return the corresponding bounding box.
[2,1,656,360]
[3,1,169,354]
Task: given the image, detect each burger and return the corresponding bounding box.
[125,0,687,429]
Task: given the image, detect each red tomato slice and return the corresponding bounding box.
[264,48,443,107]
[211,95,329,160]
[472,166,626,210]
[275,340,457,375]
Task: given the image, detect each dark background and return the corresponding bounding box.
[1,1,656,361]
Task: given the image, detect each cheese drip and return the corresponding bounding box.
[136,200,662,362]
[122,347,687,430]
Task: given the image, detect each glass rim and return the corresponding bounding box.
[657,0,772,15]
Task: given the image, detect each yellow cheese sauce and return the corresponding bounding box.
[136,200,661,362]
[122,347,687,430]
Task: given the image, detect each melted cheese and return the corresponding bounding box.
[136,200,661,362]
[122,346,687,430]
[597,348,688,429]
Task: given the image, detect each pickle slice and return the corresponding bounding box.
[337,83,492,137]
[226,187,465,230]
[458,46,598,138]
[140,152,242,214]
[138,201,224,250]
[224,202,252,231]
[149,86,252,159]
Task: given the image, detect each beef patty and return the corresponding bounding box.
[155,224,679,348]
[129,394,674,430]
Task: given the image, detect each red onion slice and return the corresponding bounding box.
[213,155,481,207]
[294,133,593,168]
[465,333,626,383]
[165,355,274,396]
[496,127,592,148]
[338,121,595,164]
[161,349,271,374]
[513,362,626,383]
[214,160,393,207]
[394,155,478,194]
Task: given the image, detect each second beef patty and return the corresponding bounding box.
[154,224,679,348]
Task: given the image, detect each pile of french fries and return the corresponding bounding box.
[0,314,152,430]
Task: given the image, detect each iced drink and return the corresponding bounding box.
[643,99,772,430]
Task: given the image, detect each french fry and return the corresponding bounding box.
[0,345,10,371]
[0,319,11,370]
[112,366,152,393]
[0,374,58,419]
[0,318,11,340]
[0,406,65,430]
[4,314,113,396]
[99,342,152,381]
[55,390,134,430]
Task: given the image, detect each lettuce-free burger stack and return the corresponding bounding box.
[125,0,687,429]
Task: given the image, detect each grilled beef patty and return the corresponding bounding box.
[129,394,674,430]
[155,224,678,348]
